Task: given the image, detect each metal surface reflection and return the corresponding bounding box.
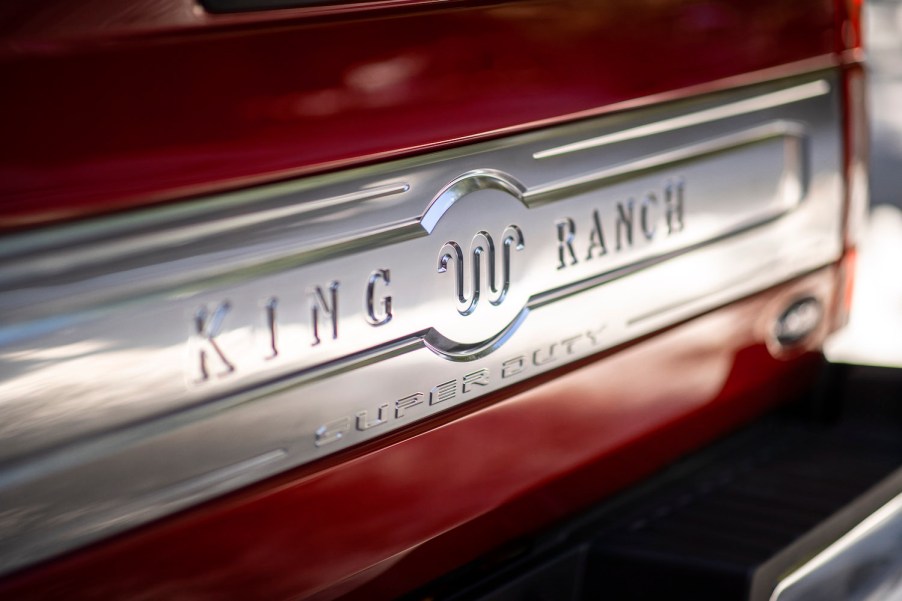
[0,72,843,574]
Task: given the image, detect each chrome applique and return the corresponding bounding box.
[0,72,844,573]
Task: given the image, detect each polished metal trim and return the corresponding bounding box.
[533,80,828,159]
[528,120,806,202]
[0,70,844,575]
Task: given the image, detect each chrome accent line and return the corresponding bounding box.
[533,80,828,159]
[0,71,844,575]
[527,120,805,204]
[421,169,529,232]
[0,183,411,279]
[770,491,902,601]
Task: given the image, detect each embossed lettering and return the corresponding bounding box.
[265,297,278,359]
[430,380,457,405]
[555,218,579,269]
[585,325,606,346]
[315,417,350,447]
[316,323,612,450]
[533,344,558,366]
[395,393,424,418]
[502,357,525,379]
[616,199,635,250]
[437,225,524,315]
[365,269,393,326]
[640,193,659,240]
[356,404,389,431]
[310,281,339,346]
[560,180,685,264]
[193,302,235,382]
[462,368,490,394]
[561,335,583,355]
[666,178,685,234]
[585,210,608,260]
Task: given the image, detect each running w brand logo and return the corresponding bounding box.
[437,225,525,316]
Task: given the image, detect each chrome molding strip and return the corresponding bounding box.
[0,71,844,574]
[533,80,829,159]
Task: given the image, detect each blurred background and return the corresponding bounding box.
[825,0,902,365]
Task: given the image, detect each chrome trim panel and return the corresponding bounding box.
[0,71,843,573]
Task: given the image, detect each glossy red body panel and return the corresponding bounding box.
[0,0,836,228]
[0,1,856,598]
[0,268,839,601]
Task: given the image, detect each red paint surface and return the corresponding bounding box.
[0,0,836,228]
[0,1,854,598]
[0,268,840,600]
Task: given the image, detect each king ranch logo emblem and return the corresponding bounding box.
[186,170,688,449]
[437,224,525,316]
